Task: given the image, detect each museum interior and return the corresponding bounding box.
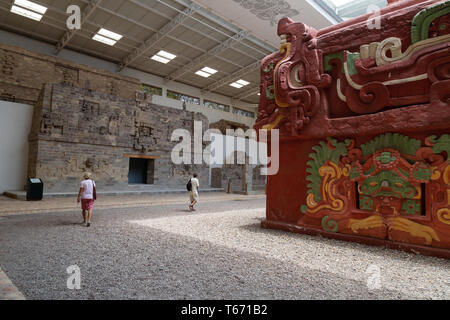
[0,0,450,302]
[0,0,393,197]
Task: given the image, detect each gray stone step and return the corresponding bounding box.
[4,187,225,200]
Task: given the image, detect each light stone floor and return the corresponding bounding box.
[0,193,266,216]
[1,193,449,300]
[131,208,450,300]
[0,267,25,300]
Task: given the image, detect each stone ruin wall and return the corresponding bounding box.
[0,43,263,193]
[28,83,209,192]
[0,43,211,192]
[0,44,139,104]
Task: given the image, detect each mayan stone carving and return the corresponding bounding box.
[1,52,16,79]
[40,112,65,135]
[56,65,78,86]
[257,0,450,258]
[232,0,299,26]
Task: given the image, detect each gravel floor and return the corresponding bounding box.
[0,198,449,300]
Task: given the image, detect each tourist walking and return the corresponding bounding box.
[77,172,97,227]
[188,173,199,211]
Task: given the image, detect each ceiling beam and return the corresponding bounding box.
[202,61,260,93]
[164,30,249,82]
[79,0,246,69]
[118,2,201,70]
[169,0,276,54]
[55,0,102,54]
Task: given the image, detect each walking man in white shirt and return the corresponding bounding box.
[189,173,199,211]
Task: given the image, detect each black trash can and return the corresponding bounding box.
[26,178,43,201]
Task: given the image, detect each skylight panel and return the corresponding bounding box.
[10,0,47,21]
[236,79,250,86]
[201,67,217,75]
[97,28,123,41]
[92,34,117,46]
[92,28,123,46]
[157,50,177,60]
[10,5,42,21]
[151,55,171,64]
[150,50,176,64]
[195,66,218,78]
[195,70,212,78]
[230,83,244,89]
[230,79,250,89]
[14,0,47,14]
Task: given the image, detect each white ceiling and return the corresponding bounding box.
[0,0,337,104]
[191,0,335,47]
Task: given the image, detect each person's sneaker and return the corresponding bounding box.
[86,222,91,227]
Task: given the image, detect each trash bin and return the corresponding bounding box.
[26,178,43,201]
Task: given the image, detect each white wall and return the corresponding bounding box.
[0,102,33,193]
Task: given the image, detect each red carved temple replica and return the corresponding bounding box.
[255,0,450,258]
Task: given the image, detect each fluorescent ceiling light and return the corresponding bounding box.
[202,67,217,74]
[151,50,176,64]
[236,79,250,86]
[10,5,43,21]
[97,28,123,41]
[151,55,171,64]
[92,28,123,46]
[195,70,212,78]
[14,0,47,14]
[230,83,244,89]
[156,50,177,60]
[92,34,117,46]
[230,79,250,89]
[195,66,218,78]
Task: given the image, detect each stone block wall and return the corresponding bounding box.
[221,151,266,193]
[28,83,209,192]
[0,44,140,104]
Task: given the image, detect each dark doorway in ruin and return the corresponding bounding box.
[128,158,148,184]
[147,159,155,185]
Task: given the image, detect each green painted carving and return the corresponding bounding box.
[266,85,274,99]
[350,166,360,179]
[398,167,410,178]
[323,51,344,73]
[321,216,338,232]
[360,196,374,210]
[376,152,396,164]
[345,51,360,76]
[360,133,422,159]
[359,171,417,199]
[363,165,376,176]
[264,63,274,73]
[412,166,432,181]
[306,138,351,202]
[401,200,421,215]
[300,205,308,214]
[411,1,450,43]
[428,134,450,158]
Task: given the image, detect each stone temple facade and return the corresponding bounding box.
[0,43,264,194]
[0,44,211,193]
[27,83,209,192]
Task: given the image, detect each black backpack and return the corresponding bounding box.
[186,179,192,191]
